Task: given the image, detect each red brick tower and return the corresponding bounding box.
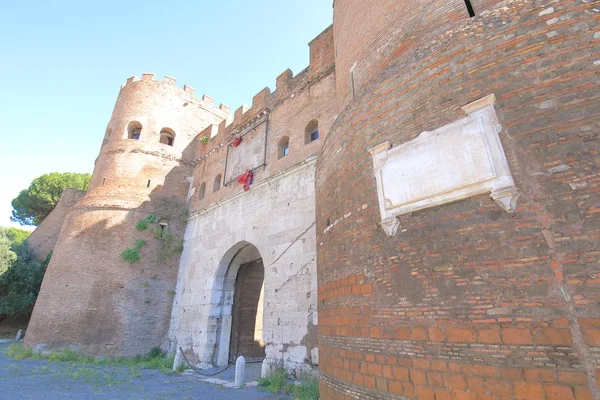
[317,0,599,399]
[25,74,228,355]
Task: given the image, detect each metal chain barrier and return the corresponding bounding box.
[178,346,264,377]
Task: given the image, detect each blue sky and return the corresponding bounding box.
[0,1,333,230]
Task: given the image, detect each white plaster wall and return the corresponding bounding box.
[168,161,318,374]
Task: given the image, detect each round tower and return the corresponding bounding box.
[318,0,599,399]
[333,0,470,110]
[25,74,229,356]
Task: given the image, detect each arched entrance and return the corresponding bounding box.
[229,258,265,362]
[214,242,265,366]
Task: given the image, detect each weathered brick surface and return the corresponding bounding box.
[26,188,85,260]
[318,0,599,398]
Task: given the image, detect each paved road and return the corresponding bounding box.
[0,344,288,400]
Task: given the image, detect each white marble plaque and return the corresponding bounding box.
[369,94,520,236]
[224,121,267,185]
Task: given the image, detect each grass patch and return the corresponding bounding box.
[7,342,33,359]
[259,368,289,394]
[258,368,319,400]
[5,343,175,374]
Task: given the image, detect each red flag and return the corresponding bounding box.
[237,170,253,191]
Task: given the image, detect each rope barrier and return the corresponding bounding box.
[178,347,264,377]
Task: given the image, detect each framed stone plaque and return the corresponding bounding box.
[369,94,520,236]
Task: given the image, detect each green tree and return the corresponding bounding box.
[0,227,50,320]
[11,172,90,226]
[6,228,31,245]
[0,228,17,276]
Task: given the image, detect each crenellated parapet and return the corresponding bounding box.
[189,25,335,165]
[119,73,230,117]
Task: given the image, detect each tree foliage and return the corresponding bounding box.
[11,172,91,226]
[0,228,49,318]
[0,228,17,275]
[6,227,31,245]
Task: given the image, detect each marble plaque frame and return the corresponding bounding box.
[368,94,521,236]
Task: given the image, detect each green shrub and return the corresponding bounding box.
[199,136,209,144]
[7,343,33,359]
[0,235,49,318]
[259,368,290,394]
[135,215,157,231]
[258,368,320,400]
[120,248,140,263]
[293,372,320,400]
[134,240,146,250]
[147,346,164,359]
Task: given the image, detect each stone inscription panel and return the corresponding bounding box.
[380,117,496,209]
[369,95,521,236]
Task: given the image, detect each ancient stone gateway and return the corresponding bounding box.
[168,158,321,375]
[213,242,265,366]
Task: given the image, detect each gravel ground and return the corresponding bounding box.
[0,344,289,400]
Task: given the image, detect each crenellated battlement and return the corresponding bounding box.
[115,25,335,166]
[119,73,230,116]
[191,61,332,163]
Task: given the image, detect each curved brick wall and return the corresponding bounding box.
[25,76,228,356]
[333,0,467,110]
[318,0,599,399]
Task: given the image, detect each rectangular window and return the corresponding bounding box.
[310,130,319,142]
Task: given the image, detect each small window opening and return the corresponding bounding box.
[213,174,222,192]
[305,119,319,144]
[159,223,168,238]
[147,180,151,188]
[464,0,475,17]
[127,121,143,140]
[198,182,206,200]
[101,177,106,186]
[278,136,290,159]
[159,129,175,146]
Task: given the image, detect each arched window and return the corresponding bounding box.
[127,121,142,140]
[159,128,175,146]
[213,174,222,192]
[305,119,319,144]
[278,136,290,159]
[198,182,206,200]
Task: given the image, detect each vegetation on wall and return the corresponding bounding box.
[120,239,147,263]
[11,172,91,226]
[0,227,49,321]
[121,214,184,264]
[135,215,157,231]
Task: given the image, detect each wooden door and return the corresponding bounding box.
[229,259,265,362]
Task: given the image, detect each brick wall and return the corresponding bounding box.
[26,188,85,260]
[317,0,599,398]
